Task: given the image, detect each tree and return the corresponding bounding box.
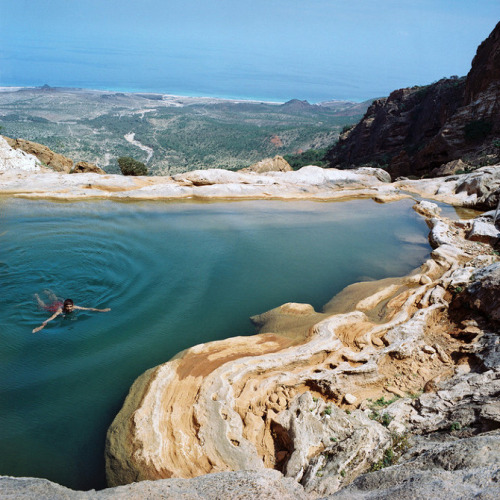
[117,156,148,176]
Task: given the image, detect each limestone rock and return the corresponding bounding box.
[328,432,500,500]
[431,159,470,177]
[272,392,390,496]
[242,156,293,173]
[0,136,42,172]
[3,136,73,173]
[454,166,500,209]
[457,262,500,322]
[0,470,307,499]
[467,218,500,243]
[413,200,441,218]
[72,161,105,174]
[344,394,357,405]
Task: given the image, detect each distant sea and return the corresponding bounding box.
[0,80,368,104]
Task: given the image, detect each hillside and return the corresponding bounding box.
[0,88,369,174]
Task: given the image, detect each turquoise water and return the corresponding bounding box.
[0,198,430,490]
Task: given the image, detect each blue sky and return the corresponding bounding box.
[1,0,499,102]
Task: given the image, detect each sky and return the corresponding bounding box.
[0,0,499,102]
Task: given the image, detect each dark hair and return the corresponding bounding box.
[63,299,74,308]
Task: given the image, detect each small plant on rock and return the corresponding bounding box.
[370,433,410,471]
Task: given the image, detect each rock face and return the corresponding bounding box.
[327,21,500,178]
[456,262,500,322]
[327,78,465,178]
[3,136,74,173]
[241,155,293,173]
[329,432,500,500]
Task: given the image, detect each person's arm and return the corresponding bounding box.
[32,309,62,333]
[74,306,111,312]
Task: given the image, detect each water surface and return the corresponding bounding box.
[0,198,430,490]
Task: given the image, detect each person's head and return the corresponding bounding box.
[63,299,74,313]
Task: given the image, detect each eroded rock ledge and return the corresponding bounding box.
[104,193,500,499]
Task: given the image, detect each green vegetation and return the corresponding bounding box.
[370,433,411,471]
[464,119,493,141]
[367,396,400,427]
[369,396,400,409]
[450,422,462,431]
[0,88,367,175]
[283,147,329,169]
[369,410,393,427]
[341,124,355,134]
[323,405,333,416]
[117,156,148,176]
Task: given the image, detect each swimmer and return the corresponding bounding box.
[33,296,110,333]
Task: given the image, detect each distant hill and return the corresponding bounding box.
[326,21,500,178]
[0,88,369,174]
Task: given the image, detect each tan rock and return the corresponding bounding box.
[72,161,105,174]
[4,136,73,172]
[431,159,470,177]
[241,155,293,173]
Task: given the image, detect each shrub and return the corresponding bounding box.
[117,156,148,176]
[464,120,493,142]
[341,124,355,134]
[370,433,410,471]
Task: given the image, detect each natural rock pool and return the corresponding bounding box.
[0,198,431,490]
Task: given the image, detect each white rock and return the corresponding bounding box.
[344,394,357,405]
[0,136,42,172]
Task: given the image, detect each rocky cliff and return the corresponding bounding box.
[1,136,104,174]
[327,21,500,179]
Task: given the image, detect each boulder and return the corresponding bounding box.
[458,262,500,322]
[431,159,470,177]
[242,155,293,173]
[467,218,500,244]
[72,161,105,174]
[454,166,500,209]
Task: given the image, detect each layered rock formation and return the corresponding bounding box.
[327,21,500,178]
[104,194,500,498]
